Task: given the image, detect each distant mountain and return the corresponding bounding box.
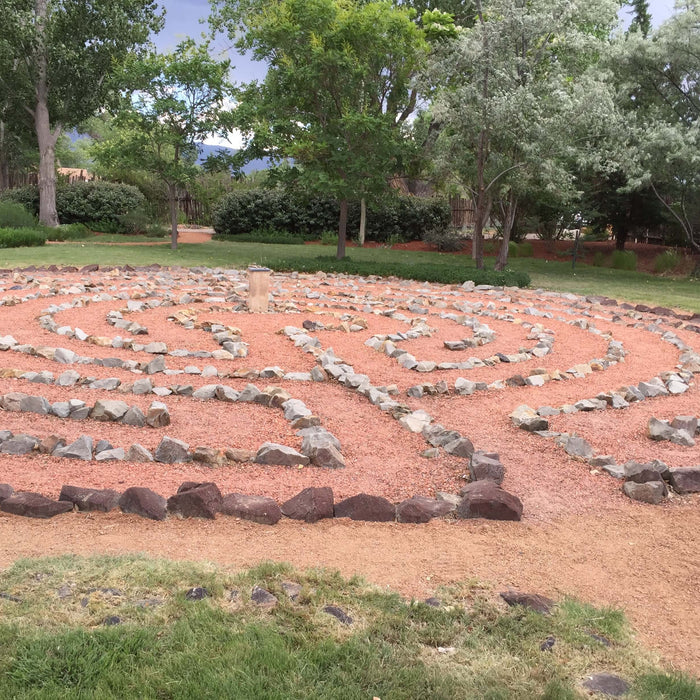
[196,142,270,174]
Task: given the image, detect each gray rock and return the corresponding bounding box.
[54,435,93,461]
[132,378,154,395]
[0,434,38,455]
[500,590,554,614]
[469,451,505,484]
[192,384,220,400]
[237,384,261,402]
[282,399,312,422]
[668,467,700,494]
[510,405,548,432]
[638,381,669,398]
[254,443,309,466]
[647,417,675,441]
[144,342,167,354]
[127,443,154,462]
[215,385,239,402]
[564,436,594,459]
[154,436,191,463]
[56,370,81,386]
[90,399,129,422]
[443,436,475,459]
[121,406,146,427]
[309,443,346,469]
[624,460,670,483]
[623,480,667,504]
[146,401,170,428]
[671,415,698,435]
[51,401,71,418]
[19,395,50,415]
[669,429,695,447]
[88,378,121,391]
[95,448,126,461]
[143,355,167,374]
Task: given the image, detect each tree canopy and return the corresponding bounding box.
[212,0,427,258]
[0,0,163,224]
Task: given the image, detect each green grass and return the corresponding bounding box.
[0,555,695,699]
[0,238,698,312]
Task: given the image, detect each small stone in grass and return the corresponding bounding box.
[582,673,630,697]
[424,597,442,608]
[251,586,277,607]
[103,616,121,626]
[323,605,353,625]
[185,587,210,601]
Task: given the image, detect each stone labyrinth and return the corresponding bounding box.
[0,264,698,524]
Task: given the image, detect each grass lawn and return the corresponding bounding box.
[0,555,696,699]
[0,239,698,312]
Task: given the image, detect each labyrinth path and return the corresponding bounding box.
[0,263,698,523]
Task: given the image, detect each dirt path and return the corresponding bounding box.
[1,503,698,675]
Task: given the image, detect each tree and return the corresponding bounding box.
[212,0,427,259]
[423,0,619,269]
[91,40,235,249]
[612,1,700,253]
[0,0,163,225]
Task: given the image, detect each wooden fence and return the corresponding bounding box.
[450,195,476,229]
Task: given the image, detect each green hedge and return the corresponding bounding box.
[212,189,451,243]
[0,228,46,248]
[0,201,36,229]
[0,182,145,226]
[258,255,531,287]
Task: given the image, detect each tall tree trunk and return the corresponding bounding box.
[337,198,348,260]
[358,197,366,246]
[615,224,628,251]
[495,192,517,271]
[0,121,9,192]
[168,183,179,250]
[472,126,491,270]
[34,0,59,227]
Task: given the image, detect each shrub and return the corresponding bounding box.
[582,226,609,242]
[653,249,681,274]
[0,228,46,248]
[43,223,92,241]
[0,182,145,226]
[508,240,518,258]
[212,189,451,243]
[592,251,606,267]
[0,201,36,229]
[86,219,125,234]
[516,241,534,257]
[320,231,339,246]
[421,224,465,252]
[261,255,531,287]
[212,227,307,245]
[611,250,637,271]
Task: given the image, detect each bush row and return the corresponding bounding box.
[212,189,451,243]
[259,255,531,287]
[0,182,145,226]
[0,228,46,248]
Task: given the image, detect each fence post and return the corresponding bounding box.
[248,267,272,312]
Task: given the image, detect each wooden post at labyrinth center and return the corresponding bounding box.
[248,267,272,313]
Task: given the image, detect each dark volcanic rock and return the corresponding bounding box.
[0,492,73,519]
[582,673,630,697]
[167,482,222,519]
[59,485,120,512]
[334,493,396,522]
[500,590,554,614]
[456,481,523,521]
[118,487,167,520]
[280,487,334,523]
[220,493,281,525]
[396,496,453,523]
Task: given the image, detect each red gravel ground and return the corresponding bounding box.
[0,265,697,674]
